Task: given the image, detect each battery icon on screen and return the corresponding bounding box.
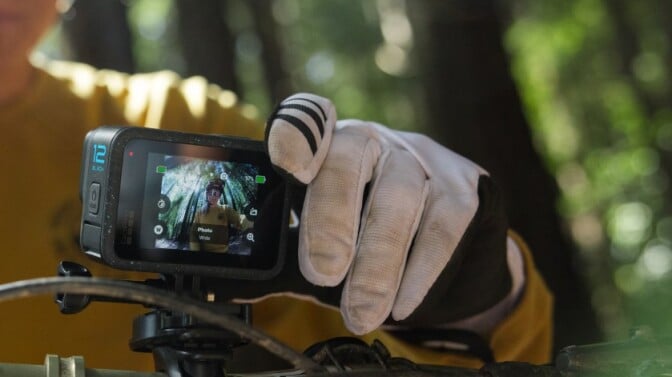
[156,165,167,174]
[255,175,266,184]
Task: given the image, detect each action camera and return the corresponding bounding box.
[79,126,290,280]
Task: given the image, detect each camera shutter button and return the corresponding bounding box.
[88,183,101,215]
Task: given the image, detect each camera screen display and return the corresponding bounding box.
[115,139,284,270]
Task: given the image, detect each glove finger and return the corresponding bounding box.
[391,146,484,321]
[298,123,382,286]
[341,149,429,335]
[265,93,336,184]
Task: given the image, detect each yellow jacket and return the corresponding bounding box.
[0,59,552,371]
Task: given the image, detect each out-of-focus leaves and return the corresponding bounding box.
[127,0,183,73]
[507,0,672,339]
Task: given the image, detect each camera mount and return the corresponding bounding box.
[56,261,255,377]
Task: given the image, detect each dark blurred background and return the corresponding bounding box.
[38,0,672,352]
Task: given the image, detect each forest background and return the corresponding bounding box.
[39,0,672,353]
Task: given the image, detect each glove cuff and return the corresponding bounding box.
[434,234,526,337]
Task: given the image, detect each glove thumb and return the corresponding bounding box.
[265,93,337,184]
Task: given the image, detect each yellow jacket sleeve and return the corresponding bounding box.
[490,232,554,363]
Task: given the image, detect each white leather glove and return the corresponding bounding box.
[265,93,523,335]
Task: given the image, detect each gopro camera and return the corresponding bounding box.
[79,126,290,280]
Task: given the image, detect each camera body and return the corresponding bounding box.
[80,126,290,280]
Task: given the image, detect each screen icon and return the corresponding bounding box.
[255,175,266,184]
[244,205,258,220]
[156,195,171,213]
[156,165,167,174]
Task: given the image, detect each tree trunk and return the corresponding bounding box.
[61,0,134,73]
[246,0,294,104]
[175,0,240,94]
[407,0,602,351]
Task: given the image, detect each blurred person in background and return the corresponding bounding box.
[0,0,552,372]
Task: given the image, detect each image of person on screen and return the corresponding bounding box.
[189,178,252,253]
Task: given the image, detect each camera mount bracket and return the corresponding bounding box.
[55,261,252,377]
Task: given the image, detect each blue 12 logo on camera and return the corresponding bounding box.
[91,144,107,172]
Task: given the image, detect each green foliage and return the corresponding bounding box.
[262,0,419,130]
[127,0,183,73]
[507,0,672,338]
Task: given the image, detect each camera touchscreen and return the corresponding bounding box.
[115,139,284,271]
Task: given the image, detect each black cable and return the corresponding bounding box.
[0,276,324,374]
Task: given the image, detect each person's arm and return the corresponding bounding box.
[239,215,253,231]
[261,93,553,363]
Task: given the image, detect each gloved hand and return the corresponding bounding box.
[265,93,525,335]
